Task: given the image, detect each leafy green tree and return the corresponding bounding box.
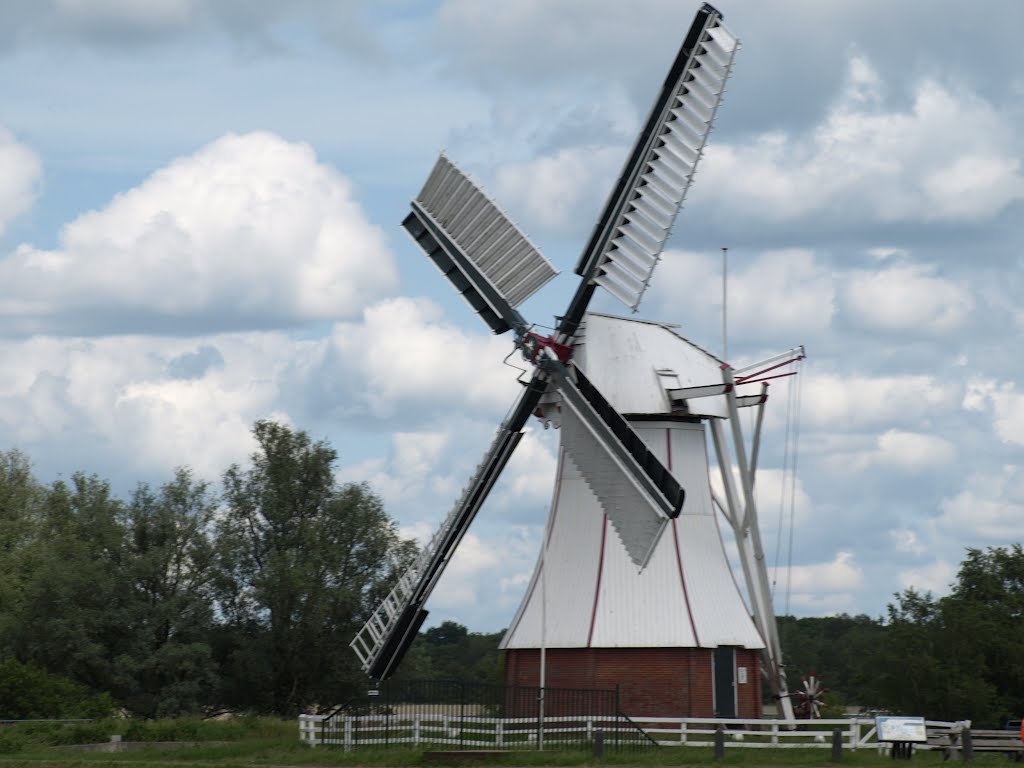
[0,450,44,656]
[114,469,219,716]
[214,420,411,715]
[13,473,129,694]
[777,613,886,707]
[411,621,504,684]
[943,546,1024,724]
[873,588,947,716]
[868,548,1019,724]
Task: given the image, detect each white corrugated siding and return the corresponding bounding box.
[500,447,605,648]
[500,314,764,651]
[501,425,763,650]
[664,423,764,648]
[573,312,729,418]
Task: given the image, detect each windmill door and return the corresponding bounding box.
[713,646,737,718]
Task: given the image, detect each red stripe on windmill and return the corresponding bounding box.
[350,3,806,720]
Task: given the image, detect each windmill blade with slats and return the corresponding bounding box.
[402,155,557,336]
[350,376,546,681]
[561,2,737,337]
[554,363,684,568]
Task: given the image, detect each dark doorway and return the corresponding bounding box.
[713,646,736,718]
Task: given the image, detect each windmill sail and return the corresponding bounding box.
[547,362,683,568]
[402,155,558,335]
[562,3,737,333]
[350,378,547,680]
[555,368,681,569]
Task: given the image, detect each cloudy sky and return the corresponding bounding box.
[2,0,1023,633]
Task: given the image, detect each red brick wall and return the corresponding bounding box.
[505,647,763,719]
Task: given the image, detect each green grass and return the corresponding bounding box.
[0,717,1012,768]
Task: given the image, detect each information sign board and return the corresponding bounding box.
[876,716,927,743]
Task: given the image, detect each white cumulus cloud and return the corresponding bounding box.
[491,146,623,236]
[0,127,41,235]
[873,430,956,471]
[937,466,1024,541]
[960,377,1024,446]
[841,263,973,334]
[339,430,455,505]
[801,370,957,431]
[898,559,955,595]
[0,131,397,336]
[327,297,523,419]
[889,528,926,556]
[696,55,1024,225]
[773,551,864,614]
[648,248,835,345]
[0,332,301,480]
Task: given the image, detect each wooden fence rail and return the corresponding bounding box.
[299,713,960,752]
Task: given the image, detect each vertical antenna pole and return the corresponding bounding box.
[722,246,728,362]
[539,473,554,752]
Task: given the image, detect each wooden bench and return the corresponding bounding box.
[928,727,1024,761]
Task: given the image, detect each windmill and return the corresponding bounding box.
[350,2,801,719]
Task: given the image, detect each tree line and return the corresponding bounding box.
[778,545,1024,727]
[0,420,417,718]
[2,421,1022,725]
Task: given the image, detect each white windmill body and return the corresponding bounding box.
[502,313,768,718]
[351,2,804,722]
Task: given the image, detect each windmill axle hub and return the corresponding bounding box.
[521,331,573,365]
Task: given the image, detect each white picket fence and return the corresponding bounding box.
[298,712,957,751]
[299,712,627,750]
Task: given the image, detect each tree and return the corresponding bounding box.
[873,589,949,717]
[13,474,129,693]
[943,546,1024,724]
[412,621,505,684]
[114,469,219,716]
[214,420,411,715]
[873,550,1024,725]
[0,450,44,656]
[777,613,886,707]
[0,658,113,719]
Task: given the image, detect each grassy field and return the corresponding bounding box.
[0,717,1005,768]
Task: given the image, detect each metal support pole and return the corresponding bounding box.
[749,382,770,477]
[722,365,794,721]
[722,246,728,363]
[538,451,558,752]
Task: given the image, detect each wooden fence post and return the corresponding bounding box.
[962,729,973,762]
[831,728,843,762]
[593,729,605,758]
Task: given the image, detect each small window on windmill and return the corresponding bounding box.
[737,667,748,685]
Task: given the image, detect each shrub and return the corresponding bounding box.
[0,658,114,719]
